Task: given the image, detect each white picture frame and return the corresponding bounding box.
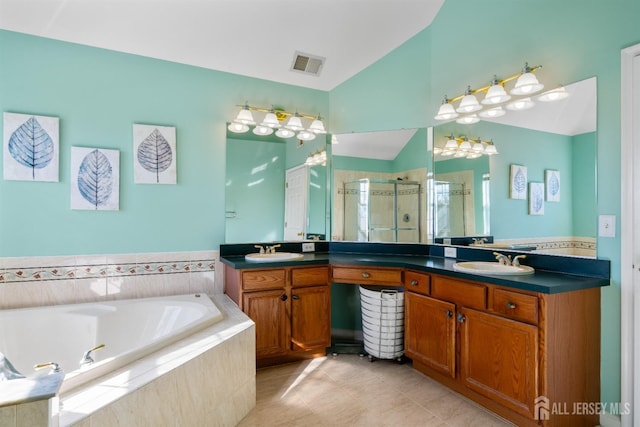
[3,112,59,182]
[545,169,561,202]
[133,124,177,184]
[510,164,527,200]
[529,182,545,215]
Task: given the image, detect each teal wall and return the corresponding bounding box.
[225,138,286,243]
[330,0,636,408]
[0,30,329,256]
[573,132,598,237]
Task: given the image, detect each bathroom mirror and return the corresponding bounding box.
[331,128,432,242]
[433,77,597,257]
[225,131,329,243]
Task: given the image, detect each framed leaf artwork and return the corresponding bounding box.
[133,124,177,184]
[545,169,561,202]
[70,147,120,210]
[529,182,545,215]
[3,112,59,182]
[509,164,527,200]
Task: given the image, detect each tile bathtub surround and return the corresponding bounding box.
[0,251,222,309]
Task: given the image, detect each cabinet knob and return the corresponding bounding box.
[292,294,300,300]
[446,310,453,318]
[506,302,517,309]
[410,280,419,286]
[457,313,466,323]
[280,294,288,301]
[361,272,371,278]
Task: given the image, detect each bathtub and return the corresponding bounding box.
[1,293,256,426]
[0,294,223,394]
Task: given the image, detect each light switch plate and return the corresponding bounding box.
[302,242,315,252]
[598,214,616,238]
[444,247,457,258]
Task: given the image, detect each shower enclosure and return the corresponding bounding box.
[434,180,466,237]
[343,178,421,242]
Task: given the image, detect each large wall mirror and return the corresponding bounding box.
[433,76,597,257]
[225,131,329,243]
[331,128,432,243]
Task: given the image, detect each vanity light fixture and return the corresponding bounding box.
[434,62,567,124]
[305,149,327,166]
[228,103,327,141]
[434,135,499,159]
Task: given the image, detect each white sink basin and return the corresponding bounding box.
[453,261,534,276]
[245,252,304,262]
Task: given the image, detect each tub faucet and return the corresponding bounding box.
[0,352,25,380]
[80,344,106,366]
[34,361,63,374]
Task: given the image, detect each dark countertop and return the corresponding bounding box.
[220,251,609,295]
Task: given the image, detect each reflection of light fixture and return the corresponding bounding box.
[437,135,499,159]
[228,103,328,139]
[434,62,566,124]
[538,85,570,102]
[305,149,327,166]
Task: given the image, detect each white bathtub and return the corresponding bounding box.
[0,294,223,394]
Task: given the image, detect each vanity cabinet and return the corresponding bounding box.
[224,265,331,366]
[404,271,600,427]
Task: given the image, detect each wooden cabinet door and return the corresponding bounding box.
[243,289,289,358]
[459,307,538,418]
[405,291,456,378]
[291,285,331,351]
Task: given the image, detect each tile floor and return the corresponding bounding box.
[237,354,515,426]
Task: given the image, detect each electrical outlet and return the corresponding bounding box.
[444,247,457,258]
[302,242,315,252]
[598,215,616,238]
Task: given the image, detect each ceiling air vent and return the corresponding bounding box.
[291,51,325,76]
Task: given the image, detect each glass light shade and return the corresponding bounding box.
[285,115,304,131]
[252,125,273,136]
[478,106,506,118]
[466,152,482,159]
[261,112,281,128]
[459,139,472,151]
[235,108,256,125]
[309,118,327,134]
[456,114,480,124]
[456,94,482,113]
[433,147,443,155]
[484,144,498,155]
[434,103,459,120]
[510,72,544,95]
[227,122,249,133]
[275,128,295,138]
[297,130,316,141]
[454,151,467,158]
[472,142,485,153]
[441,150,454,157]
[538,86,570,102]
[482,84,511,105]
[506,97,535,111]
[444,138,459,149]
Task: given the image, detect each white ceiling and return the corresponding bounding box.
[0,0,445,91]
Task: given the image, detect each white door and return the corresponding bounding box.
[284,165,308,240]
[621,43,640,427]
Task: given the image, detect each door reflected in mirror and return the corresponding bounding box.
[332,128,432,243]
[225,131,328,243]
[433,77,597,258]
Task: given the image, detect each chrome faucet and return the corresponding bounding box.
[512,255,526,267]
[1,352,25,380]
[254,244,266,254]
[34,361,63,374]
[493,252,512,265]
[80,344,106,366]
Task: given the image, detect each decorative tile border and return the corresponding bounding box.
[0,257,216,284]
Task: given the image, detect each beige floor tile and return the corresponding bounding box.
[239,354,515,427]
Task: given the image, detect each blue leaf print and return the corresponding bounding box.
[137,129,172,183]
[532,185,543,212]
[8,117,54,180]
[549,173,560,197]
[514,168,526,195]
[77,150,113,209]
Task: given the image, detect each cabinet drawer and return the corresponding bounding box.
[493,288,539,324]
[431,276,486,310]
[292,267,329,288]
[242,269,286,291]
[405,271,430,295]
[332,266,402,286]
